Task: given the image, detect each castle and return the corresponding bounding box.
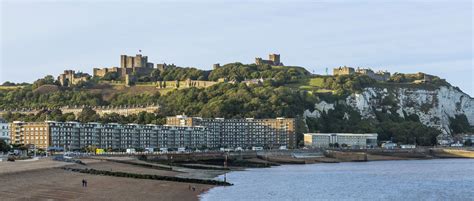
[57,70,91,86]
[93,54,155,79]
[255,53,283,66]
[156,63,177,72]
[333,66,391,81]
[58,53,289,87]
[413,72,435,84]
[333,66,355,76]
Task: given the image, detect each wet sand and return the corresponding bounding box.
[0,158,215,201]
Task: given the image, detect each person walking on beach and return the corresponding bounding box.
[82,179,86,187]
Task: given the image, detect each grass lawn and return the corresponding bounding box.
[0,85,24,90]
[287,76,333,94]
[308,77,325,87]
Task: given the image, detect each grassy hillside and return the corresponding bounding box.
[2,63,457,146]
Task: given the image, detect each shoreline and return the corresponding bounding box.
[196,149,474,200]
[1,148,473,201]
[197,157,474,200]
[197,158,474,201]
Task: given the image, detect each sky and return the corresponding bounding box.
[1,0,473,96]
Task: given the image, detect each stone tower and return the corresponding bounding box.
[134,54,148,68]
[120,55,128,68]
[120,54,151,68]
[269,54,280,65]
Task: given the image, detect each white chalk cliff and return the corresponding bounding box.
[305,86,474,136]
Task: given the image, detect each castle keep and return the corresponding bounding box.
[255,53,283,66]
[120,54,154,68]
[93,54,155,80]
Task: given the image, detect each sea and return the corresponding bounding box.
[200,159,474,201]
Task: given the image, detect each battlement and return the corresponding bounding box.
[58,70,91,86]
[120,54,153,68]
[93,54,156,86]
[333,66,390,81]
[413,72,435,84]
[156,63,176,72]
[333,66,355,76]
[255,53,283,66]
[156,78,224,89]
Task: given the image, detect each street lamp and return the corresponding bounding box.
[32,144,36,158]
[224,154,228,183]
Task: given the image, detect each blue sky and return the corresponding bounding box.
[1,0,472,96]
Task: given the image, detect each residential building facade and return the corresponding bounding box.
[0,118,9,143]
[304,133,378,148]
[9,116,296,151]
[166,115,296,149]
[10,121,50,149]
[48,122,209,151]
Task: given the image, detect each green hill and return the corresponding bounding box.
[2,62,466,146]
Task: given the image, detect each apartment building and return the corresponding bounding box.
[10,121,50,149]
[0,118,9,143]
[304,133,378,148]
[9,116,295,151]
[47,122,208,151]
[166,115,296,149]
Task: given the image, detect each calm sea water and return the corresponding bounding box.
[200,159,474,201]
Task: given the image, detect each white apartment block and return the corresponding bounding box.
[304,133,378,148]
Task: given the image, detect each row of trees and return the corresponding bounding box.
[208,63,309,83]
[3,108,165,125]
[0,85,105,109]
[319,75,377,96]
[120,62,310,84]
[0,85,161,109]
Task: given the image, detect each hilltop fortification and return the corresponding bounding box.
[333,66,390,81]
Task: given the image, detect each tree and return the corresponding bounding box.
[0,140,10,153]
[77,107,99,123]
[2,81,16,86]
[102,72,120,81]
[32,75,56,89]
[449,114,473,134]
[464,139,473,147]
